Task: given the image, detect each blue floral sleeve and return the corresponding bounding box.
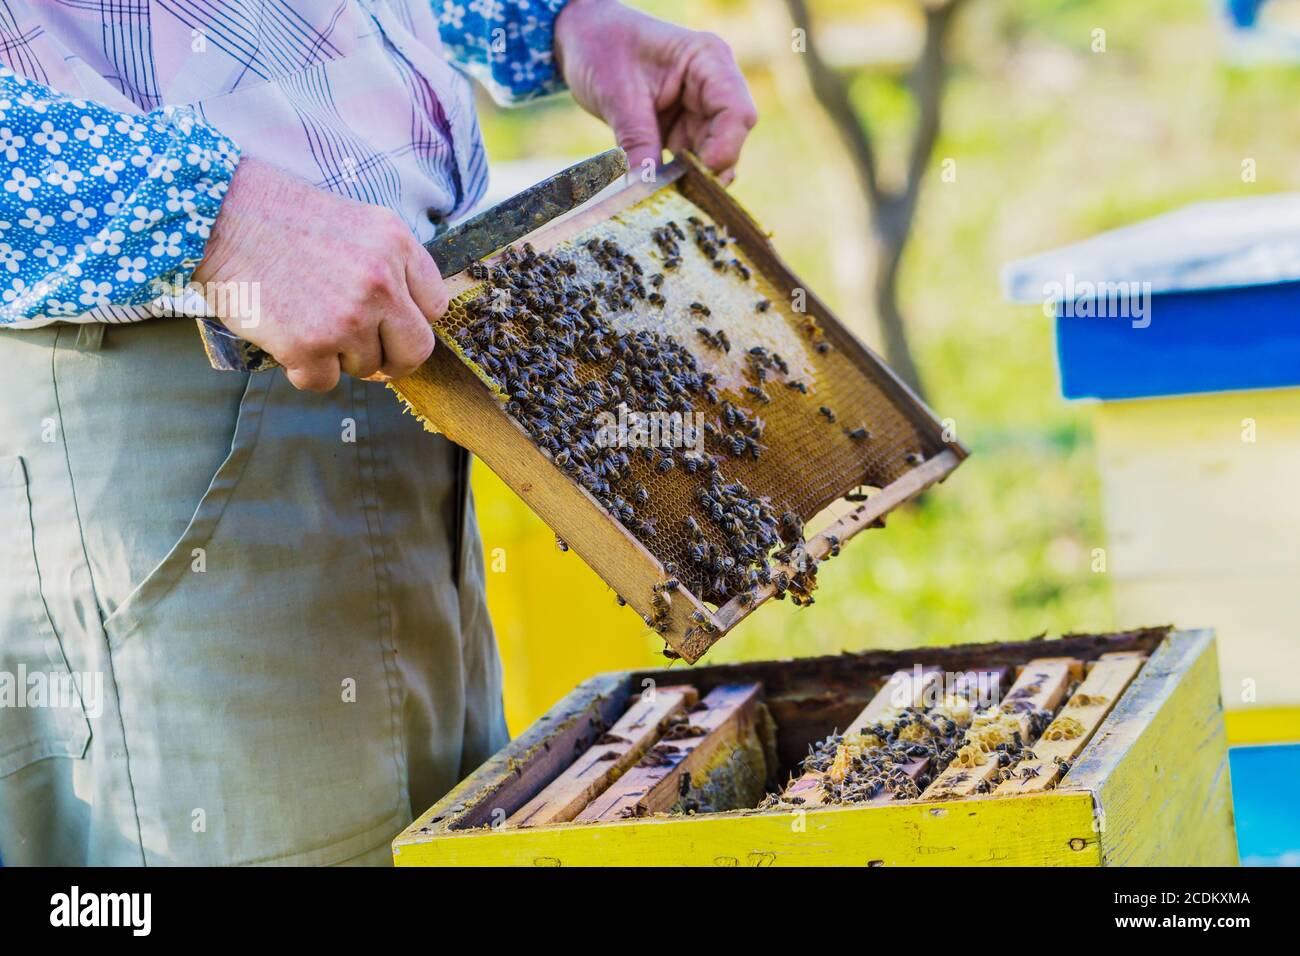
[0,65,240,327]
[435,0,570,105]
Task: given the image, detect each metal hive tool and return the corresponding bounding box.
[391,155,967,662]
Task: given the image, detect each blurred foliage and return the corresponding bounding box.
[474,0,1300,664]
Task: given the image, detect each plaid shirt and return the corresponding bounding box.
[0,0,567,328]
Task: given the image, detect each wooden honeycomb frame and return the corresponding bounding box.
[391,155,966,662]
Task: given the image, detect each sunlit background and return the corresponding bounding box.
[465,0,1300,732]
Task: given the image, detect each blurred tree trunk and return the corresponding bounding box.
[782,0,968,402]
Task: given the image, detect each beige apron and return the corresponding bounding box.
[0,317,505,866]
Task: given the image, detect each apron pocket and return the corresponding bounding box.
[101,373,272,648]
[0,456,92,776]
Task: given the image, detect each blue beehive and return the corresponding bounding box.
[1004,193,1300,401]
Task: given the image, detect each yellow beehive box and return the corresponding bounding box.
[393,627,1236,866]
[1093,390,1300,746]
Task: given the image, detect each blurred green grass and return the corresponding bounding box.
[476,0,1300,659]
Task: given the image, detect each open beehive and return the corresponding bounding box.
[393,627,1238,866]
[391,155,965,661]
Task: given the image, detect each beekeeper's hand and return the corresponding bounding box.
[556,0,758,185]
[192,157,444,392]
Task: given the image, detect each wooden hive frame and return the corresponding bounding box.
[392,627,1238,866]
[919,657,1081,801]
[390,155,966,662]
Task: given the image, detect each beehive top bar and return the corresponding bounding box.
[575,682,766,821]
[391,155,965,661]
[507,684,699,827]
[996,652,1146,795]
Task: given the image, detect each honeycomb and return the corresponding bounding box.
[965,711,1026,754]
[1042,716,1086,741]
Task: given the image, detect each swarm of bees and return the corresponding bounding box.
[786,676,1070,805]
[815,704,968,804]
[760,682,1000,808]
[449,206,919,623]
